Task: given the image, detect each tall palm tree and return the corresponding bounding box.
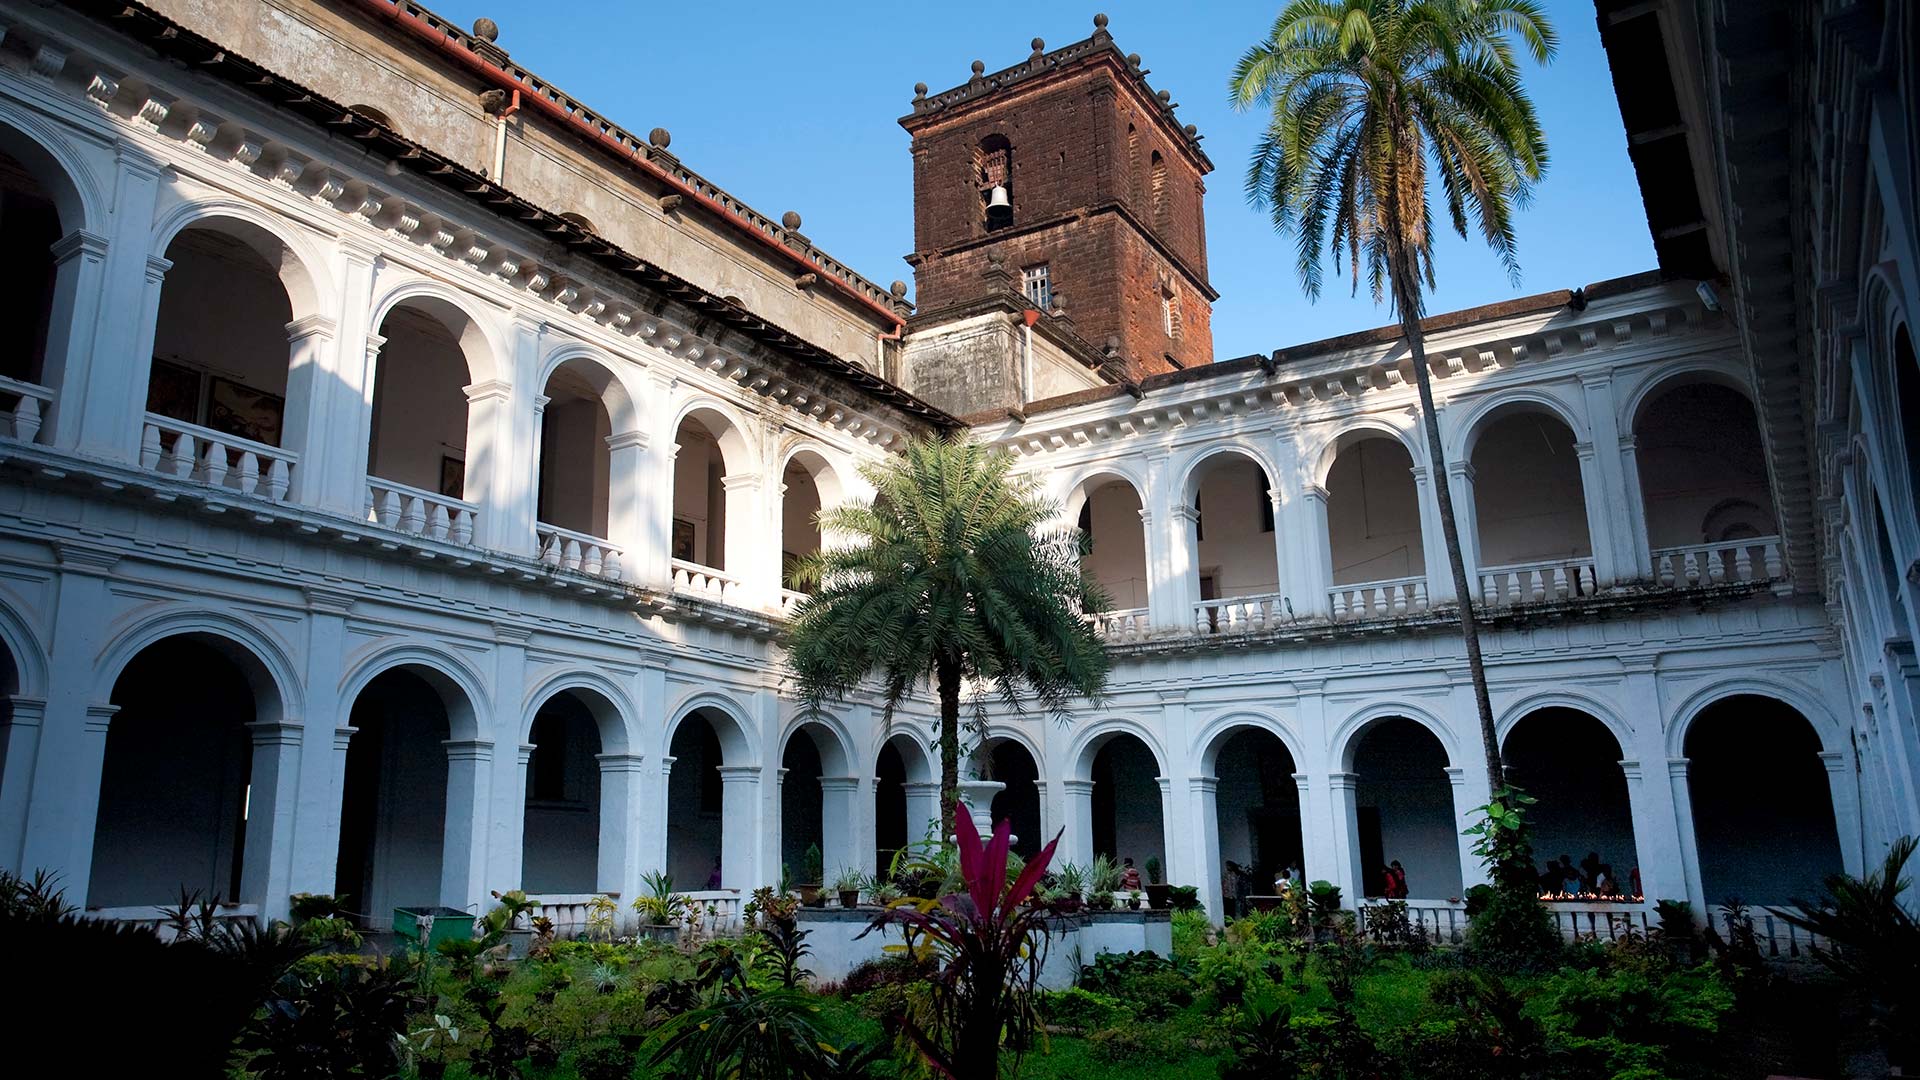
[785,436,1110,826]
[1230,0,1556,790]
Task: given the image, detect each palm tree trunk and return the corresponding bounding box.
[1382,148,1505,793]
[937,654,962,830]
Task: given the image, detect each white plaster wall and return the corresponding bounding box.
[150,232,293,430]
[1194,458,1278,597]
[1353,719,1463,899]
[1472,413,1592,566]
[538,395,611,537]
[1083,481,1148,608]
[1327,439,1423,583]
[673,425,722,567]
[369,311,470,494]
[522,701,602,895]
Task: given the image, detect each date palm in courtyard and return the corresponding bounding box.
[1231,0,1556,790]
[785,436,1110,827]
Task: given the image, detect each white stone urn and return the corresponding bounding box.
[955,779,1010,844]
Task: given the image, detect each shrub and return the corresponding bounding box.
[1077,949,1182,994]
[1194,937,1280,1007]
[1087,1021,1184,1063]
[1536,963,1735,1079]
[1038,987,1130,1031]
[572,1040,637,1080]
[1171,907,1212,963]
[1124,968,1196,1021]
[1217,990,1297,1080]
[839,953,930,997]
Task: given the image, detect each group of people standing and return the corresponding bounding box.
[1219,859,1304,916]
[1538,850,1638,898]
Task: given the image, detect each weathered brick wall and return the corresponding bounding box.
[905,53,1213,381]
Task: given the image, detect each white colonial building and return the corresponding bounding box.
[0,0,1910,932]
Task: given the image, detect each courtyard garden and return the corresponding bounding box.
[4,811,1914,1079]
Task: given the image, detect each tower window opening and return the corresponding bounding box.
[976,134,1014,231]
[1023,264,1052,310]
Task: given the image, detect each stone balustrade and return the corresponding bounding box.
[365,477,477,544]
[537,523,623,580]
[141,414,295,502]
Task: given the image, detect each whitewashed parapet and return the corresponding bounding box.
[0,375,52,444]
[1480,558,1599,608]
[1329,576,1429,621]
[140,414,294,501]
[672,559,743,604]
[365,477,477,545]
[1195,590,1289,635]
[1653,536,1785,594]
[537,522,623,580]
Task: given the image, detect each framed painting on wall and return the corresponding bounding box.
[207,377,284,446]
[672,518,697,563]
[146,359,202,424]
[440,454,465,500]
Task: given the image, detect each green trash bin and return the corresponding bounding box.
[393,906,475,951]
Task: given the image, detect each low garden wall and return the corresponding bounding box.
[797,907,1173,989]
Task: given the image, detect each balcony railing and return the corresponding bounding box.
[1479,557,1597,608]
[1329,576,1429,621]
[672,559,743,604]
[1652,536,1784,589]
[141,414,294,501]
[537,522,623,579]
[1194,590,1288,636]
[0,375,52,443]
[365,477,476,544]
[1090,606,1150,642]
[777,588,809,615]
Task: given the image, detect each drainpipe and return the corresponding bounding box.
[1021,308,1040,404]
[490,88,520,182]
[876,320,905,383]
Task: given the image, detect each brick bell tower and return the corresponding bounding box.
[897,14,1217,417]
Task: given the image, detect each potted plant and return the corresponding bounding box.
[1168,885,1200,911]
[1054,862,1086,913]
[484,889,541,959]
[799,843,825,907]
[1144,856,1171,909]
[632,869,685,943]
[1127,888,1144,911]
[833,866,864,909]
[1088,854,1120,911]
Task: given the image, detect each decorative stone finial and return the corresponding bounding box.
[914,82,928,96]
[472,17,499,41]
[781,210,802,231]
[1127,53,1142,68]
[890,280,908,298]
[1158,89,1172,103]
[1094,13,1109,29]
[1184,124,1198,137]
[648,127,671,149]
[1031,37,1046,54]
[971,59,986,76]
[1104,335,1121,353]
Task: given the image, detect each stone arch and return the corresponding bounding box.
[149,200,329,319]
[1464,396,1594,574]
[1665,677,1843,761]
[1630,367,1776,550]
[1066,468,1151,614]
[1495,688,1635,754]
[95,607,302,728]
[0,107,105,232]
[780,712,857,881]
[1310,419,1426,487]
[1194,710,1305,776]
[337,641,488,743]
[520,669,637,756]
[876,728,935,784]
[536,343,643,434]
[1329,701,1460,772]
[0,590,50,700]
[1173,441,1282,505]
[90,630,288,909]
[664,690,754,763]
[778,445,845,591]
[1451,389,1588,463]
[1060,460,1150,521]
[669,398,759,576]
[368,282,505,385]
[1617,359,1755,434]
[1339,709,1462,899]
[1501,704,1640,897]
[669,396,758,476]
[782,712,856,777]
[1069,717,1170,779]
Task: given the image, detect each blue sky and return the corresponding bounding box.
[417,1,1653,360]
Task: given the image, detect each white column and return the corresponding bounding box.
[17,547,120,896]
[465,380,527,554]
[242,721,304,922]
[287,591,354,898]
[1574,441,1620,587]
[1616,434,1653,581]
[0,697,45,871]
[1447,764,1491,891]
[1294,682,1340,892]
[1578,372,1641,585]
[634,666,671,879]
[324,245,384,515]
[1297,484,1333,618]
[1668,758,1708,914]
[902,781,942,852]
[1190,776,1224,921]
[36,230,114,451]
[281,315,340,507]
[596,752,646,898]
[1446,461,1482,595]
[721,474,768,607]
[604,430,649,580]
[1155,774,1177,883]
[819,775,861,882]
[1412,466,1453,603]
[440,739,493,911]
[1062,777,1096,869]
[1620,664,1686,902]
[1821,750,1864,877]
[1327,772,1364,903]
[1165,504,1200,633]
[485,631,530,892]
[67,147,164,461]
[717,764,760,890]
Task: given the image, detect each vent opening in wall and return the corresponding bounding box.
[558,211,596,234]
[347,104,398,132]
